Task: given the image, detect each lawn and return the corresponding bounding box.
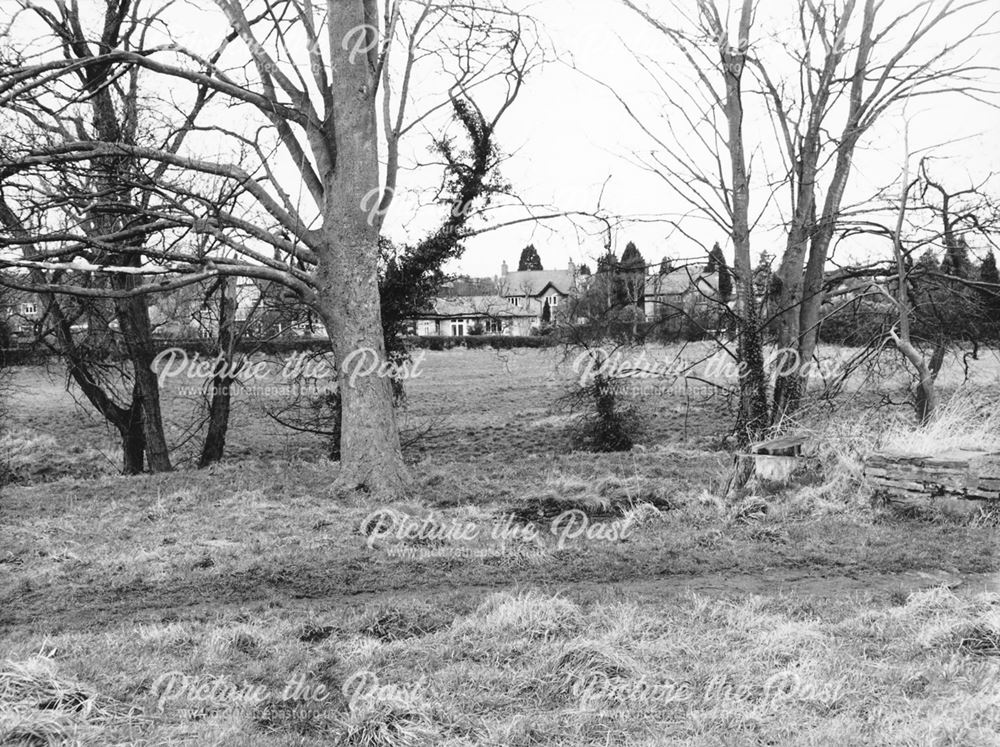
[2,345,999,745]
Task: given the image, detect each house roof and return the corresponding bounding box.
[0,285,39,309]
[500,269,576,297]
[645,268,717,297]
[423,295,535,319]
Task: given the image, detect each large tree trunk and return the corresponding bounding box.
[721,29,768,449]
[122,395,146,475]
[89,86,172,471]
[113,284,172,473]
[316,248,409,497]
[719,1,769,498]
[771,161,818,425]
[315,0,410,498]
[772,0,875,423]
[199,279,237,468]
[199,376,232,468]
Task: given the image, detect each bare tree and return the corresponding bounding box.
[618,0,769,454]
[0,0,536,496]
[876,128,942,424]
[756,0,999,422]
[608,0,997,469]
[0,0,238,472]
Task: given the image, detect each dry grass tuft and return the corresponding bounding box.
[358,602,451,642]
[450,591,584,644]
[522,638,641,702]
[951,622,1000,656]
[881,395,1000,455]
[507,471,676,523]
[0,654,108,745]
[336,690,439,747]
[0,432,111,484]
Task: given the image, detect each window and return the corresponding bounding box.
[20,302,38,316]
[547,294,560,308]
[485,318,502,334]
[507,296,522,307]
[450,320,465,337]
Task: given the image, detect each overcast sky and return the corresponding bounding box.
[437,0,1000,279]
[6,0,1000,280]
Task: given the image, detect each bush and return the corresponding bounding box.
[565,372,640,453]
[0,344,49,366]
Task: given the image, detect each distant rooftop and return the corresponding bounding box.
[426,295,535,318]
[499,269,577,296]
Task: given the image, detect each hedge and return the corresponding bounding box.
[403,335,557,350]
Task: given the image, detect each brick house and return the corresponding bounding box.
[411,295,536,337]
[496,260,581,326]
[0,288,43,340]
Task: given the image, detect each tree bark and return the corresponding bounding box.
[772,0,873,422]
[712,0,769,498]
[122,394,146,475]
[320,0,410,496]
[86,5,172,474]
[113,285,172,472]
[199,279,236,468]
[720,2,769,450]
[316,244,409,496]
[913,341,945,425]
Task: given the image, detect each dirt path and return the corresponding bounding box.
[5,564,997,636]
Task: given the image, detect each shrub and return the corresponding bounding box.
[565,372,640,453]
[402,335,556,350]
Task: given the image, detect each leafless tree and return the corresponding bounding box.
[0,0,241,472]
[617,0,769,461]
[0,0,537,496]
[607,0,997,479]
[763,0,998,423]
[874,127,944,424]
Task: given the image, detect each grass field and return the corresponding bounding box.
[2,345,1000,745]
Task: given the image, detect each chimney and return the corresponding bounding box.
[501,260,509,277]
[568,257,576,274]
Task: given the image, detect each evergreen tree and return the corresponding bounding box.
[541,298,551,323]
[619,241,646,309]
[980,251,999,286]
[979,251,1000,336]
[915,249,940,274]
[941,236,972,279]
[594,251,627,307]
[577,263,592,276]
[517,244,543,271]
[620,241,645,272]
[707,243,733,303]
[596,251,618,274]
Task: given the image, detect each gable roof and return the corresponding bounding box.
[645,267,717,297]
[500,269,576,297]
[424,295,535,319]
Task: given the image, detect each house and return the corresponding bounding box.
[0,287,43,339]
[411,295,536,337]
[147,277,325,339]
[644,266,721,332]
[496,259,580,325]
[406,256,585,337]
